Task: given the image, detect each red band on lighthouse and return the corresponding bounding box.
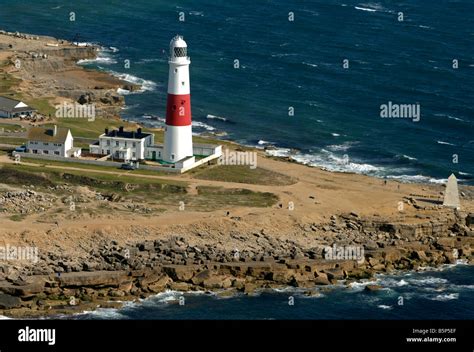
[166,93,192,126]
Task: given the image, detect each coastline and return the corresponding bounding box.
[0,30,473,318]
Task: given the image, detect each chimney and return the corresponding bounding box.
[53,125,57,137]
[119,126,124,133]
[137,128,142,135]
[105,128,109,135]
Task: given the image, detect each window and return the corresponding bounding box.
[44,150,49,154]
[181,81,185,86]
[116,141,119,147]
[125,142,127,147]
[43,142,49,146]
[171,154,175,160]
[174,47,187,57]
[54,151,60,155]
[132,152,136,158]
[33,150,37,154]
[107,150,110,154]
[107,140,110,146]
[132,142,136,147]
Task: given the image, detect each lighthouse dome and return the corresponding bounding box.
[170,35,188,58]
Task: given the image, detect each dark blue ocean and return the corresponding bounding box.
[1,0,473,183]
[0,1,473,319]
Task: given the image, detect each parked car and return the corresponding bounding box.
[120,163,136,170]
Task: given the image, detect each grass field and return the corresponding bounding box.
[0,163,279,211]
[0,136,26,146]
[190,165,295,186]
[0,123,25,132]
[19,156,186,178]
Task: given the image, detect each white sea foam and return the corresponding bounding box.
[206,114,227,122]
[331,133,340,137]
[434,113,465,122]
[73,42,95,47]
[401,154,417,161]
[271,53,298,58]
[431,293,459,301]
[258,140,271,145]
[355,3,393,13]
[379,278,409,287]
[193,121,216,131]
[385,175,448,184]
[377,305,393,310]
[326,142,356,152]
[266,148,293,158]
[437,140,455,146]
[447,115,465,122]
[78,56,117,65]
[348,280,378,291]
[189,11,204,16]
[355,6,377,12]
[266,148,383,175]
[73,307,125,319]
[409,277,449,286]
[116,88,130,95]
[108,71,157,92]
[302,62,318,68]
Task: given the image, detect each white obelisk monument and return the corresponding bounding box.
[443,173,461,210]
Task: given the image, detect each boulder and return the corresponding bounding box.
[324,268,345,280]
[191,270,212,285]
[162,265,198,282]
[466,214,474,228]
[364,285,382,292]
[411,250,429,262]
[148,276,172,293]
[313,272,330,285]
[169,282,191,291]
[243,283,257,294]
[202,276,232,289]
[0,293,22,309]
[58,271,128,287]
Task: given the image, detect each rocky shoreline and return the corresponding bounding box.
[1,211,472,318]
[0,29,139,119]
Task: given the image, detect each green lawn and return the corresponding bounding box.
[0,136,26,146]
[0,123,25,132]
[19,156,188,179]
[190,165,295,186]
[26,97,56,116]
[0,164,279,210]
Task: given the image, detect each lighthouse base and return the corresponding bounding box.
[163,124,193,163]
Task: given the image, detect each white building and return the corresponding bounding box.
[89,126,155,161]
[0,96,36,118]
[27,125,81,157]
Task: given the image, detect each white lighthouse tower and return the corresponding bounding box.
[163,35,193,163]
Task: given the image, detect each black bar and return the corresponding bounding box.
[0,320,473,351]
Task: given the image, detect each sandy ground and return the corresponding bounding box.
[1,149,472,256]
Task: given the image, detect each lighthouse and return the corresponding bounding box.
[163,35,193,163]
